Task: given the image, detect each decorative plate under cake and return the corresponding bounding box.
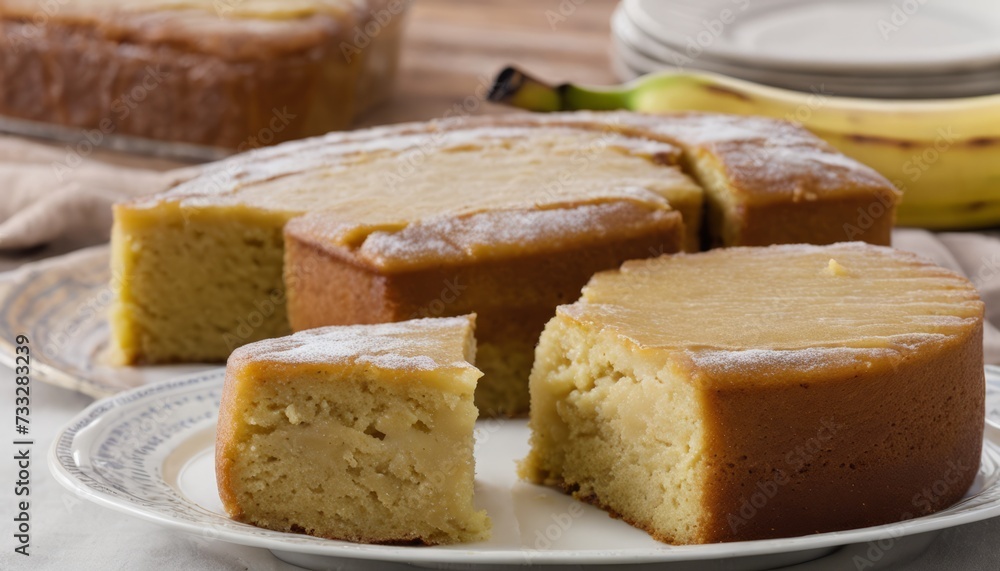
[50,367,1000,570]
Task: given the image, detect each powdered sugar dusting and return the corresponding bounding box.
[561,242,982,381]
[616,241,941,274]
[574,111,897,201]
[353,191,674,269]
[139,121,682,209]
[686,338,943,377]
[130,109,894,214]
[230,316,477,372]
[689,346,878,374]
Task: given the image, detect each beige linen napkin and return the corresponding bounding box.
[0,135,197,251]
[1,134,999,363]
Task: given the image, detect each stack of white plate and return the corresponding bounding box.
[612,0,1000,98]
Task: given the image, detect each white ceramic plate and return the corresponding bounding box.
[0,246,213,398]
[611,5,1000,98]
[610,34,1000,100]
[622,0,1000,74]
[50,367,1000,570]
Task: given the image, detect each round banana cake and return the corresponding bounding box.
[522,242,985,544]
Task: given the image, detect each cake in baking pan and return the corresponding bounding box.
[0,0,407,149]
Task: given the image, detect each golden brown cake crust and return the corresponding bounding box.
[610,113,897,205]
[698,321,984,542]
[214,372,242,519]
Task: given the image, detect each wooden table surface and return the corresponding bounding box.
[360,0,620,127]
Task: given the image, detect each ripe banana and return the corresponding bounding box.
[488,66,1000,229]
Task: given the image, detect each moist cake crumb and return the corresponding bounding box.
[216,315,491,545]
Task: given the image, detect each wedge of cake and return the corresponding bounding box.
[0,0,406,148]
[216,315,490,544]
[111,111,898,416]
[522,243,984,544]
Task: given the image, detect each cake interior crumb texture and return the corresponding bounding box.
[216,316,491,545]
[527,316,705,543]
[111,204,291,364]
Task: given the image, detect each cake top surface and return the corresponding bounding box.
[303,199,678,271]
[229,315,480,376]
[598,112,899,205]
[561,242,982,375]
[134,111,894,214]
[144,125,693,215]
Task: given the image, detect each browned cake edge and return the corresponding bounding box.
[215,362,247,523]
[697,321,985,543]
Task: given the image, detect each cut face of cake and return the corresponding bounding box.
[111,111,899,416]
[215,315,490,545]
[522,243,984,544]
